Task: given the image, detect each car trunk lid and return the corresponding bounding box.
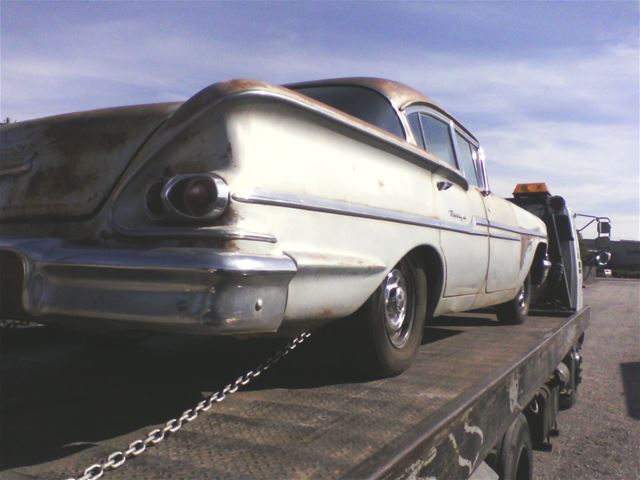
[0,102,181,221]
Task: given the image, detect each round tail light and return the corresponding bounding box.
[184,176,217,216]
[160,174,229,221]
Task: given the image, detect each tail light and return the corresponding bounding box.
[144,173,229,221]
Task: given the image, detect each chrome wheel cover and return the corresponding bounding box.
[517,282,529,313]
[383,268,412,348]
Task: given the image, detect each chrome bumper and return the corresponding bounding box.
[0,238,296,334]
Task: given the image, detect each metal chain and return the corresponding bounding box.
[0,319,42,329]
[66,331,312,480]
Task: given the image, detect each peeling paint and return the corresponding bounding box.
[448,433,474,474]
[463,422,484,444]
[401,447,437,480]
[509,373,522,413]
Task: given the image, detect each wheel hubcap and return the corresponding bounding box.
[517,282,528,312]
[384,268,412,348]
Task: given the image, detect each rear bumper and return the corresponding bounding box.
[0,238,296,334]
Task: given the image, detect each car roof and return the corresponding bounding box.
[285,77,477,142]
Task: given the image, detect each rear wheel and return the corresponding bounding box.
[496,413,533,480]
[351,254,427,377]
[560,351,580,409]
[496,276,531,325]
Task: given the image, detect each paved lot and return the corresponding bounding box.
[1,279,637,479]
[534,279,639,480]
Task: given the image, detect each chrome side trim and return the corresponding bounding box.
[0,155,34,177]
[233,190,489,237]
[112,224,277,243]
[488,233,522,242]
[479,219,546,239]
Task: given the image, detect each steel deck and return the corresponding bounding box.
[1,307,589,479]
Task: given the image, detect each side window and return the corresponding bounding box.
[455,132,480,187]
[407,113,425,149]
[419,114,456,168]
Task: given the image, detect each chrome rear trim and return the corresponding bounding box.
[234,190,489,237]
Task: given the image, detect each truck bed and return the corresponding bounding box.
[1,306,589,479]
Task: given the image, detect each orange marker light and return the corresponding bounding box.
[513,183,550,195]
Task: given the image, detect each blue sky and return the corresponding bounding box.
[2,1,638,240]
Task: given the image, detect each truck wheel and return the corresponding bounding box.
[496,277,531,325]
[559,353,579,409]
[497,413,533,480]
[353,253,427,377]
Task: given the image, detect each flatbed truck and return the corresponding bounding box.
[1,187,591,480]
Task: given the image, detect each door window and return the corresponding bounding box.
[407,112,425,149]
[455,132,480,187]
[418,114,457,168]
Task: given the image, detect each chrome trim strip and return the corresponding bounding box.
[233,190,489,237]
[112,223,277,243]
[489,233,522,242]
[0,156,34,177]
[481,219,546,239]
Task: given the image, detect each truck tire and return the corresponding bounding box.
[497,413,533,480]
[496,276,531,325]
[559,354,579,409]
[352,253,428,377]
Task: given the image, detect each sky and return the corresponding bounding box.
[1,1,639,240]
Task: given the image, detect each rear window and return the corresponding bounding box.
[293,85,404,139]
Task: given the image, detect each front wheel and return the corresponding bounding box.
[351,254,428,377]
[496,276,531,325]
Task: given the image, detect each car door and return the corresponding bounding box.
[407,109,489,297]
[482,187,523,292]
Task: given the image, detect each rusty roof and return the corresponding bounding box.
[285,77,439,111]
[285,77,475,140]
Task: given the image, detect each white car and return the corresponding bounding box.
[0,77,549,376]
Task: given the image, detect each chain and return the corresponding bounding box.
[0,319,42,329]
[66,331,312,480]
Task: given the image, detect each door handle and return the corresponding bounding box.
[437,181,453,191]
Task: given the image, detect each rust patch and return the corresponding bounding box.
[223,240,241,252]
[319,308,334,318]
[1,103,177,221]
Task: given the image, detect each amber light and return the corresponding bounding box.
[513,183,550,195]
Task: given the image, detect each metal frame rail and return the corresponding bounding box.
[346,307,590,479]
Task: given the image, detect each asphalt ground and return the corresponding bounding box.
[533,278,640,480]
[0,279,637,479]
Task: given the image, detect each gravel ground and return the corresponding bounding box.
[534,279,640,480]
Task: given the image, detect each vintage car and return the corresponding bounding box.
[0,78,549,376]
